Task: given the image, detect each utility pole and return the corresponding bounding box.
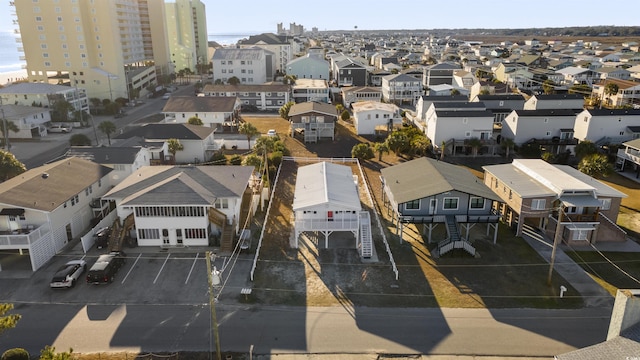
[205,251,222,360]
[547,207,563,286]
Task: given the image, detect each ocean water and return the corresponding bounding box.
[208,33,260,46]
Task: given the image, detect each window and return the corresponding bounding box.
[443,198,458,210]
[599,198,611,210]
[405,199,420,210]
[531,199,546,210]
[469,197,484,209]
[462,118,468,124]
[138,228,160,239]
[185,228,206,239]
[214,198,229,209]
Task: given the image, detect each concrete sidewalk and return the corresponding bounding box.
[520,224,614,308]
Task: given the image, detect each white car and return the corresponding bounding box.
[48,124,73,133]
[267,129,277,137]
[162,93,171,100]
[50,259,87,289]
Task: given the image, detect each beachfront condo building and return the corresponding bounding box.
[10,0,206,102]
[165,0,208,76]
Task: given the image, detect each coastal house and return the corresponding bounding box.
[286,53,330,81]
[0,104,51,139]
[573,109,640,145]
[201,84,291,111]
[381,73,423,105]
[288,102,337,143]
[102,165,256,252]
[483,159,627,244]
[292,79,330,103]
[501,109,578,154]
[162,96,242,130]
[65,146,152,186]
[351,101,402,135]
[380,157,501,257]
[523,94,585,111]
[425,102,495,155]
[340,86,382,108]
[0,157,112,271]
[292,162,372,258]
[211,47,276,85]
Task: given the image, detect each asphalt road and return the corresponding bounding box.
[12,84,195,169]
[0,303,610,357]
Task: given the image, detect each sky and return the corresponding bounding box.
[0,0,638,34]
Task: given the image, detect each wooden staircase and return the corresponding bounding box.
[108,213,135,252]
[359,211,373,258]
[208,208,235,253]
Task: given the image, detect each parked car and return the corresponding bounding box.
[50,259,87,289]
[162,93,171,100]
[86,251,126,284]
[93,227,111,249]
[48,123,72,133]
[267,129,277,137]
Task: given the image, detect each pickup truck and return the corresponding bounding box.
[86,251,126,284]
[48,123,73,133]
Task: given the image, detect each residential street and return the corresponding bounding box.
[0,303,611,357]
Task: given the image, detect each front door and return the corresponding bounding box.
[162,229,170,245]
[176,229,183,245]
[429,199,437,215]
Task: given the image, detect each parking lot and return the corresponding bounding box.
[0,244,254,306]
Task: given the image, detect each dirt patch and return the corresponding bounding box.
[244,115,583,309]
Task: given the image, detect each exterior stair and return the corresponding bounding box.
[437,216,476,257]
[359,211,373,258]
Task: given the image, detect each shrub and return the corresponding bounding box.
[229,154,242,165]
[1,348,29,360]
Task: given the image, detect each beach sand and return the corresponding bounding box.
[1,69,28,86]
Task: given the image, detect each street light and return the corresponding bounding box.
[205,251,222,360]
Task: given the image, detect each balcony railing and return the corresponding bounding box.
[0,223,51,247]
[294,218,359,231]
[618,148,640,165]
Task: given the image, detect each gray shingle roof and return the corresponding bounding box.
[162,96,238,113]
[0,157,112,212]
[114,123,214,140]
[66,146,142,165]
[104,165,254,206]
[381,157,500,204]
[212,48,273,60]
[289,102,337,117]
[0,82,75,94]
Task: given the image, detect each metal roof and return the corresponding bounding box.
[292,162,361,211]
[381,157,500,204]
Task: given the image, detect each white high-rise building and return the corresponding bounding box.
[165,0,208,75]
[11,0,173,101]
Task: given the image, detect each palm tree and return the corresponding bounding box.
[440,141,446,160]
[0,120,19,149]
[603,82,619,108]
[239,122,259,149]
[373,142,389,161]
[501,138,515,158]
[467,137,483,157]
[98,120,116,145]
[167,138,184,164]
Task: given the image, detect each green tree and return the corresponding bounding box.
[604,83,620,108]
[279,101,295,120]
[501,138,515,158]
[568,84,590,95]
[373,142,389,161]
[467,137,483,157]
[1,348,29,360]
[450,89,461,96]
[187,116,203,126]
[39,346,73,360]
[542,79,555,95]
[98,120,116,145]
[229,154,242,165]
[340,110,350,121]
[239,122,259,149]
[269,151,283,167]
[0,119,19,147]
[574,140,598,160]
[243,153,263,168]
[541,151,555,163]
[50,99,74,122]
[283,74,297,85]
[410,136,431,157]
[167,138,184,164]
[254,136,277,155]
[228,76,240,85]
[351,143,374,160]
[385,131,410,155]
[440,140,446,160]
[69,134,91,146]
[335,104,345,115]
[0,303,21,335]
[209,151,227,165]
[578,153,613,177]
